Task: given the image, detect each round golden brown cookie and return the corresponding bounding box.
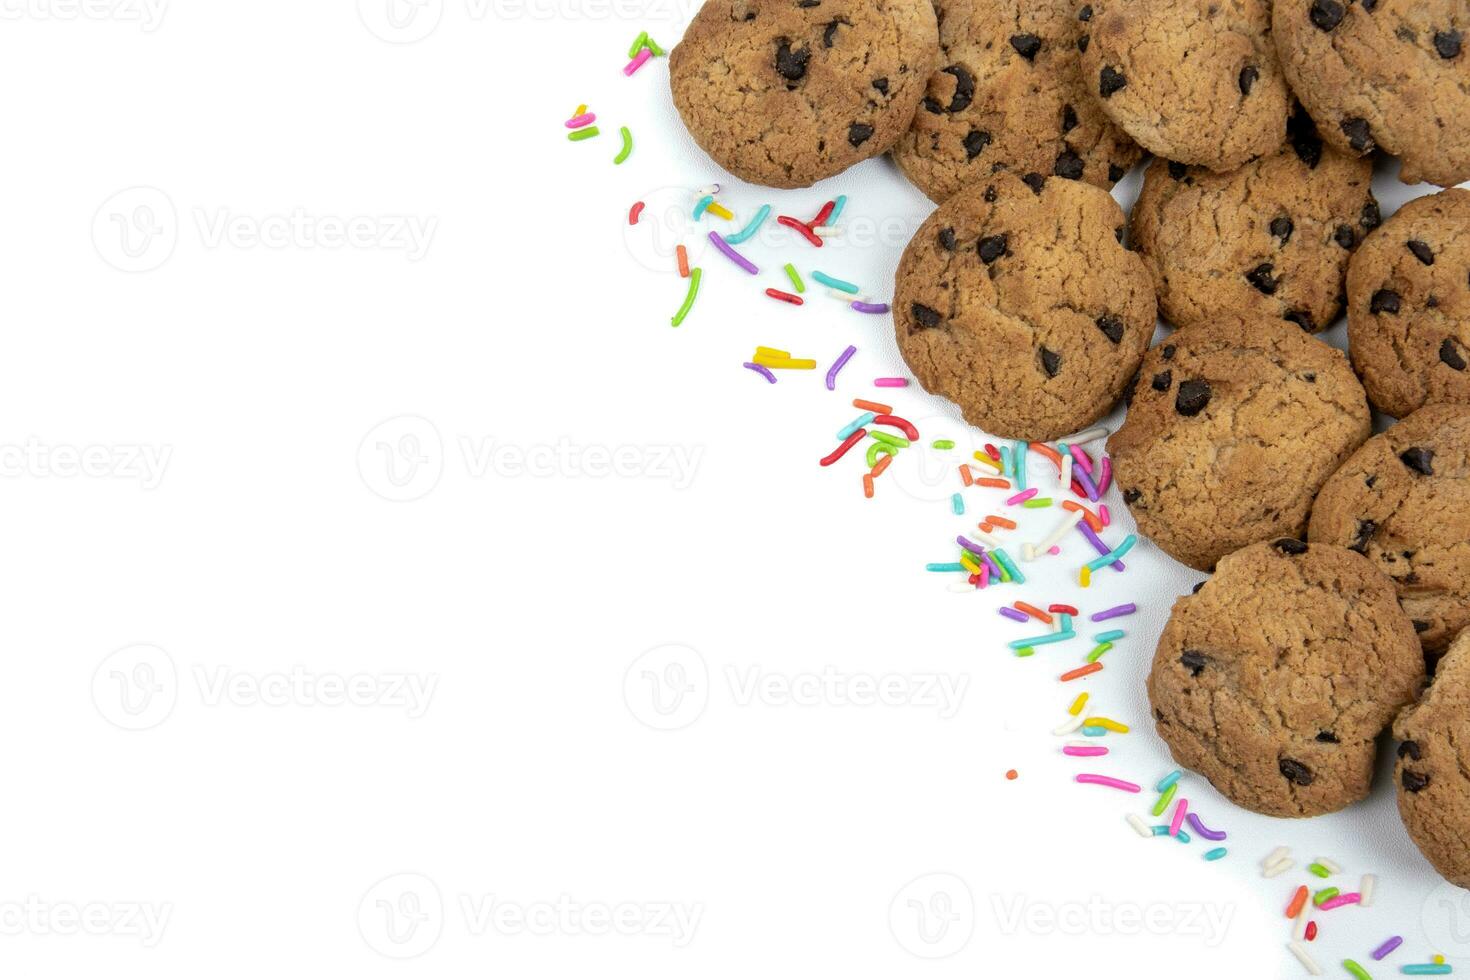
[1393,628,1470,886]
[1130,118,1377,333]
[891,173,1154,440]
[1107,318,1371,571]
[1148,539,1424,818]
[1309,405,1470,659]
[1273,0,1470,188]
[1077,0,1289,171]
[668,0,938,189]
[890,0,1141,204]
[1347,188,1470,419]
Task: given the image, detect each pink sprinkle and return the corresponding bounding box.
[1005,488,1039,506]
[1099,504,1111,527]
[564,112,596,128]
[1097,456,1113,495]
[874,377,908,388]
[1048,546,1060,555]
[1075,774,1140,793]
[1069,444,1094,476]
[1063,746,1109,757]
[623,48,653,76]
[979,564,990,588]
[1168,797,1189,837]
[1319,893,1362,911]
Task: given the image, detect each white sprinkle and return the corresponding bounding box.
[813,225,842,236]
[1263,846,1291,867]
[1126,814,1152,838]
[697,183,720,196]
[1062,426,1109,445]
[971,528,1004,549]
[1051,714,1085,736]
[1060,453,1073,492]
[829,288,866,302]
[1292,902,1310,940]
[1316,857,1342,874]
[1021,542,1037,562]
[1264,857,1295,878]
[1287,941,1322,976]
[1032,508,1085,556]
[1359,873,1376,907]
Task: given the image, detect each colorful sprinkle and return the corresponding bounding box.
[725,205,771,245]
[825,345,857,390]
[742,362,777,383]
[1093,603,1136,622]
[1342,959,1371,980]
[777,214,823,247]
[623,47,653,76]
[765,287,803,305]
[1059,662,1102,682]
[708,231,758,274]
[568,126,600,141]
[1075,774,1140,793]
[812,270,859,293]
[613,126,633,164]
[628,201,644,225]
[784,262,805,292]
[851,301,891,314]
[874,377,908,387]
[670,268,702,326]
[1203,847,1227,861]
[1185,812,1227,841]
[951,493,964,515]
[820,429,866,467]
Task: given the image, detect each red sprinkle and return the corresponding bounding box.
[765,287,804,305]
[1048,604,1079,615]
[810,200,835,227]
[777,214,823,247]
[820,428,866,467]
[1059,663,1103,682]
[1305,921,1317,942]
[629,201,645,225]
[985,443,1001,459]
[872,414,919,440]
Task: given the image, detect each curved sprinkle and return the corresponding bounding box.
[820,429,866,467]
[777,214,823,247]
[1343,959,1371,980]
[692,195,713,220]
[743,362,777,384]
[812,270,859,293]
[825,345,857,390]
[628,201,645,225]
[708,231,758,274]
[1185,812,1227,841]
[725,204,771,245]
[613,126,633,164]
[872,414,919,440]
[851,301,890,314]
[670,267,702,327]
[1075,774,1140,793]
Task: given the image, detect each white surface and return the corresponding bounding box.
[1,2,1466,977]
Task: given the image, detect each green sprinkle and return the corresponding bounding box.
[869,431,910,448]
[1313,887,1340,906]
[670,268,701,327]
[1094,629,1125,643]
[866,442,897,468]
[1086,641,1113,663]
[1021,497,1053,508]
[1014,647,1035,658]
[613,126,633,164]
[1203,847,1227,861]
[1151,781,1177,817]
[1308,862,1332,879]
[784,263,805,293]
[568,126,600,142]
[628,31,648,57]
[1342,959,1371,980]
[932,439,955,450]
[645,35,665,56]
[951,493,964,515]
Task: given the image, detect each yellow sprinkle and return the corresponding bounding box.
[754,346,791,359]
[1083,716,1130,733]
[972,452,1003,472]
[1079,565,1091,587]
[574,103,587,115]
[960,555,981,575]
[754,356,817,370]
[1067,692,1089,716]
[1435,956,1446,965]
[706,202,735,220]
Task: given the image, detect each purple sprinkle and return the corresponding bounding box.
[1371,936,1403,961]
[826,344,857,390]
[1097,456,1112,495]
[1077,522,1125,571]
[851,301,890,314]
[1091,603,1136,622]
[743,362,777,383]
[1074,461,1101,503]
[708,230,758,274]
[999,607,1029,623]
[956,535,985,556]
[980,550,1002,579]
[1185,812,1226,841]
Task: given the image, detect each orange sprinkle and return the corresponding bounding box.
[975,477,1011,489]
[852,398,892,414]
[960,464,974,486]
[1059,663,1103,682]
[862,473,874,499]
[1062,500,1104,532]
[1014,601,1053,624]
[1285,885,1308,919]
[870,454,894,478]
[1028,441,1064,470]
[676,244,689,278]
[1005,769,1018,781]
[987,515,1018,530]
[978,522,994,533]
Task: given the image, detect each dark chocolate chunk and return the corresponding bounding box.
[1061,104,1078,132]
[1273,538,1309,555]
[1288,104,1323,167]
[1168,160,1188,180]
[1334,224,1356,249]
[1095,314,1125,344]
[871,77,888,94]
[1180,650,1207,675]
[1316,731,1340,743]
[1021,172,1046,194]
[1269,217,1293,245]
[1054,150,1085,180]
[910,303,941,328]
[1176,379,1212,416]
[1361,199,1382,230]
[1010,33,1042,60]
[822,18,846,47]
[1280,758,1314,785]
[1407,239,1435,265]
[1400,447,1435,475]
[941,64,975,112]
[1151,370,1173,391]
[1350,518,1377,553]
[847,122,874,147]
[963,128,992,160]
[1340,116,1374,152]
[775,40,810,82]
[1078,34,1089,52]
[1078,4,1092,20]
[1099,66,1126,97]
[1399,740,1423,760]
[1239,65,1260,94]
[1123,488,1142,505]
[1246,263,1279,295]
[977,233,1008,264]
[1108,162,1127,182]
[1441,338,1467,371]
[1040,346,1062,377]
[938,227,956,251]
[1284,310,1314,331]
[1162,344,1176,360]
[1413,619,1432,633]
[1370,288,1401,314]
[1435,29,1462,59]
[1309,0,1344,30]
[1403,770,1430,793]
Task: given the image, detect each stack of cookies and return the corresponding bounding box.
[669,0,1470,884]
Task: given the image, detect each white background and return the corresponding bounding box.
[2,0,1467,976]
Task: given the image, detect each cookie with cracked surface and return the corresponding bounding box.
[1347,188,1470,418]
[892,172,1154,440]
[1107,318,1371,570]
[891,0,1141,204]
[1273,0,1470,188]
[1130,126,1377,333]
[1078,0,1289,171]
[1308,404,1470,659]
[668,0,939,188]
[1148,539,1424,818]
[1393,627,1470,886]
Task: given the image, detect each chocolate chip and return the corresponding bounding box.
[910,302,941,328]
[775,40,810,82]
[1246,263,1279,295]
[1095,314,1125,344]
[1022,172,1046,194]
[1428,294,1441,308]
[1362,0,1378,9]
[1176,379,1212,416]
[1316,731,1340,743]
[1270,216,1294,244]
[1273,538,1309,555]
[1151,370,1173,391]
[1303,372,1316,382]
[1123,488,1142,505]
[1441,338,1467,371]
[1361,199,1382,230]
[1122,370,1140,407]
[1350,518,1377,553]
[1340,116,1374,152]
[941,64,975,112]
[1370,288,1401,314]
[1162,344,1176,361]
[871,77,888,94]
[1108,162,1127,182]
[978,234,1008,264]
[963,129,992,160]
[1061,104,1078,132]
[1078,4,1092,20]
[1284,310,1314,331]
[1168,160,1188,180]
[983,185,998,203]
[1180,650,1207,675]
[1435,29,1462,58]
[1400,447,1435,475]
[1054,150,1085,180]
[923,97,943,114]
[1040,346,1062,377]
[1288,104,1323,167]
[796,1,819,6]
[1099,66,1126,97]
[1115,225,1124,243]
[1078,34,1089,52]
[1239,65,1259,94]
[1334,224,1356,248]
[1191,581,1206,594]
[938,227,956,251]
[1309,0,1344,30]
[1279,758,1314,786]
[1366,474,1378,488]
[822,18,846,47]
[1403,770,1430,793]
[1407,239,1435,265]
[1399,740,1423,760]
[847,122,873,147]
[1010,33,1042,60]
[1413,619,1432,633]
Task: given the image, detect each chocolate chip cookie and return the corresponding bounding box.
[891,0,1141,204]
[1309,404,1470,659]
[1077,0,1289,171]
[1273,0,1470,188]
[892,172,1154,440]
[1394,627,1470,886]
[1149,539,1424,817]
[1130,118,1377,333]
[1108,318,1371,570]
[668,0,939,188]
[1347,188,1470,419]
